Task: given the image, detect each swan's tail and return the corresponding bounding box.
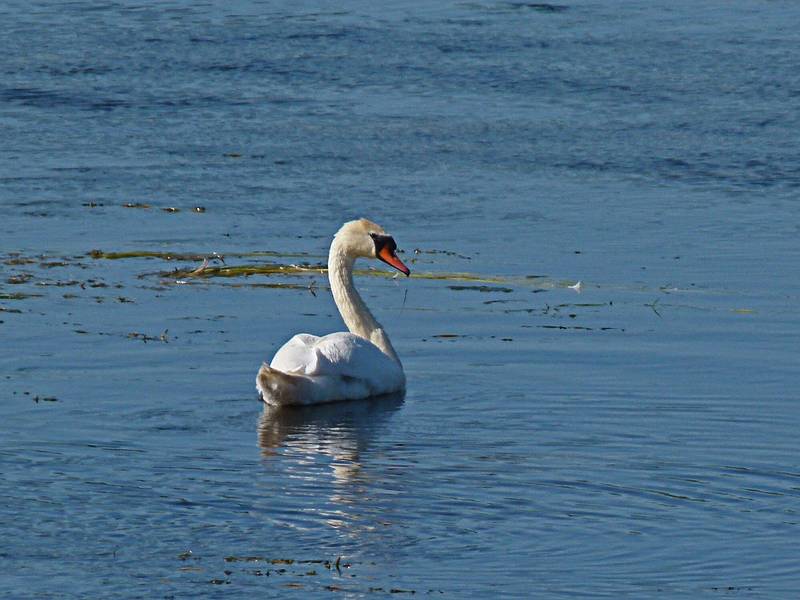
[257,363,306,406]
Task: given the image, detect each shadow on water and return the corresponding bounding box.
[257,392,405,462]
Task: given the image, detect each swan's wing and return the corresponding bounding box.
[269,331,403,398]
[311,332,405,397]
[270,333,321,374]
[270,332,381,376]
[307,332,395,379]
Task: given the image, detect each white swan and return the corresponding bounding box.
[257,218,410,406]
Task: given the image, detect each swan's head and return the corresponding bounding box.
[334,218,410,276]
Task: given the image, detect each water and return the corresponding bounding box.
[2,0,799,597]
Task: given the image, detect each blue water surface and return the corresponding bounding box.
[1,1,799,598]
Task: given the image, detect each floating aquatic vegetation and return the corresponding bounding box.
[162,261,549,288]
[32,396,58,403]
[39,260,68,268]
[208,554,432,595]
[0,248,722,335]
[229,281,321,292]
[168,262,326,280]
[413,247,472,260]
[85,248,520,285]
[35,279,82,287]
[187,252,225,276]
[411,271,508,284]
[88,249,315,261]
[6,273,33,284]
[89,249,211,261]
[562,302,610,308]
[127,330,169,343]
[4,256,38,265]
[505,301,611,315]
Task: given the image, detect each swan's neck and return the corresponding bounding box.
[328,239,401,364]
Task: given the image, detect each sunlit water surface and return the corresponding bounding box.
[1,1,799,598]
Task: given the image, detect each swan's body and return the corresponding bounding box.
[257,219,410,406]
[262,331,404,404]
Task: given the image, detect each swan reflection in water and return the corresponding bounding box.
[258,392,405,497]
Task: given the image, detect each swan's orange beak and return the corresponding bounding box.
[378,246,410,276]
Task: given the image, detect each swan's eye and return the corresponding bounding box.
[370,234,395,254]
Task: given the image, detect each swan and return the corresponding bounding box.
[257,218,410,406]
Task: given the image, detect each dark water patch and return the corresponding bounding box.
[535,324,622,332]
[500,2,568,12]
[459,1,568,14]
[41,64,116,77]
[152,94,258,109]
[0,292,42,300]
[284,30,350,41]
[448,284,514,293]
[0,86,131,111]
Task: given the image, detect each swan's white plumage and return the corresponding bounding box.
[257,219,408,407]
[257,333,405,406]
[271,332,404,387]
